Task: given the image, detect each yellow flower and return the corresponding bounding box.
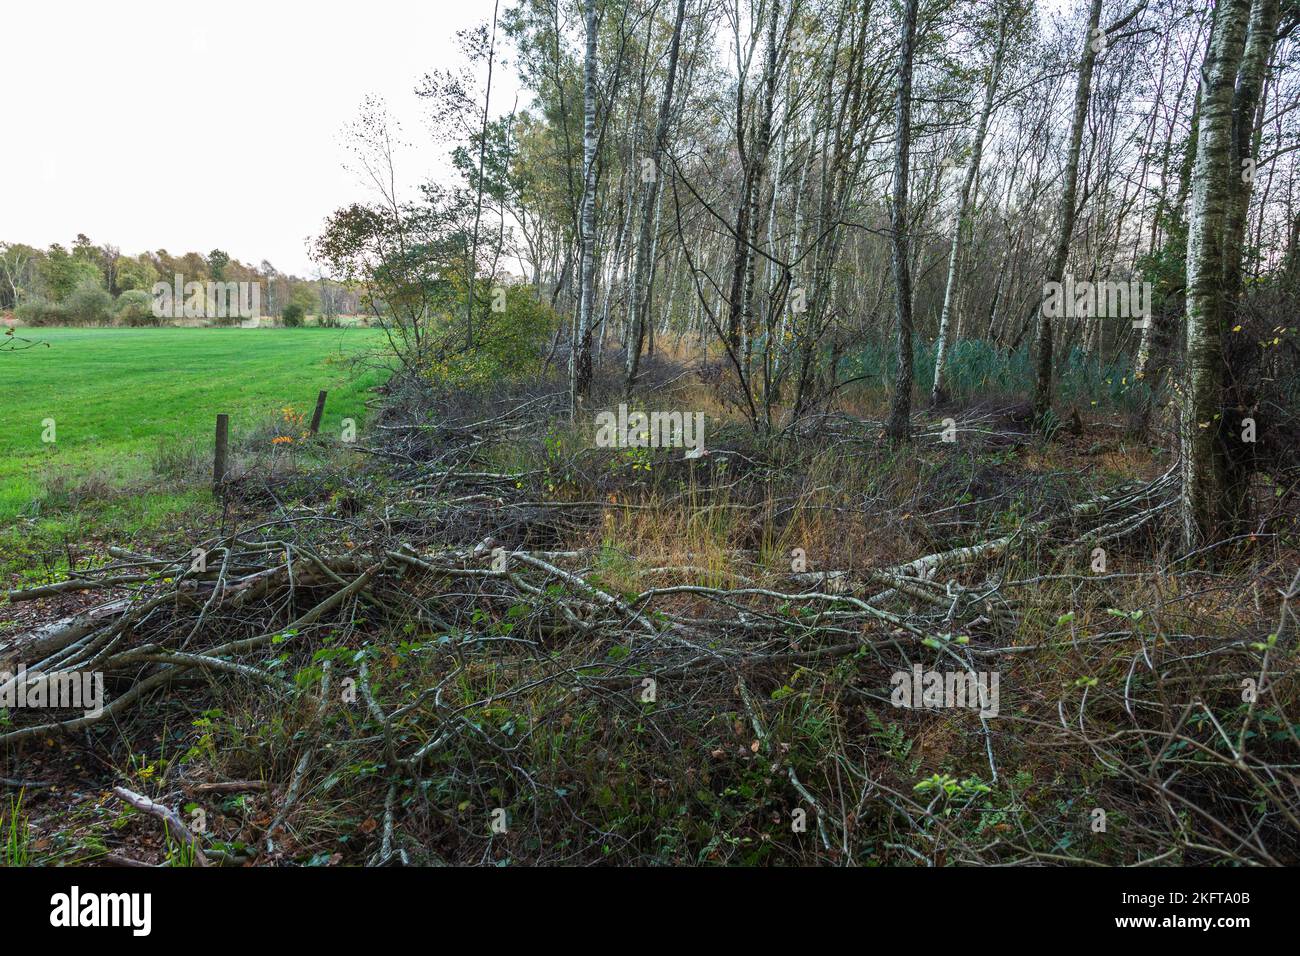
[1232,325,1242,332]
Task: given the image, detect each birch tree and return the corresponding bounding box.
[1031,0,1152,427]
[1181,0,1281,546]
[1181,0,1253,547]
[885,0,920,442]
[625,0,689,394]
[1030,0,1105,427]
[931,0,1016,405]
[571,0,599,416]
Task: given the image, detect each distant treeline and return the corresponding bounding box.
[0,235,361,326]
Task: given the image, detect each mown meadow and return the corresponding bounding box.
[1,326,387,579]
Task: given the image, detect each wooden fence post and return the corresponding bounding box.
[309,390,328,436]
[214,414,229,488]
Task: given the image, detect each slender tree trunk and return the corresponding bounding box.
[1225,0,1280,296]
[725,0,780,363]
[466,0,500,351]
[1032,0,1104,427]
[1136,85,1201,387]
[1219,0,1280,526]
[1180,0,1252,548]
[571,0,598,417]
[885,0,919,443]
[931,20,1007,405]
[625,0,688,394]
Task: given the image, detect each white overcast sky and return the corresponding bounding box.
[1,0,515,277]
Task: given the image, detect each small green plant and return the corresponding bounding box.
[914,773,991,805]
[1,793,31,866]
[1251,632,1279,653]
[165,833,198,867]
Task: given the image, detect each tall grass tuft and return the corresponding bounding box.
[1,793,31,867]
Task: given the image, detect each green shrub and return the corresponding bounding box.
[426,283,561,388]
[64,280,114,325]
[282,303,305,328]
[15,299,68,326]
[115,289,160,326]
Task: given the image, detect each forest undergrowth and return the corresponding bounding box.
[2,351,1298,867]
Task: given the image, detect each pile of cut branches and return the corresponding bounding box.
[3,386,1295,865]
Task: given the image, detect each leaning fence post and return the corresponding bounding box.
[213,414,229,488]
[309,390,328,436]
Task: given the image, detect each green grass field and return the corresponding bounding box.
[1,327,387,572]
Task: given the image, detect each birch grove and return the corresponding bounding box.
[7,0,1300,875]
